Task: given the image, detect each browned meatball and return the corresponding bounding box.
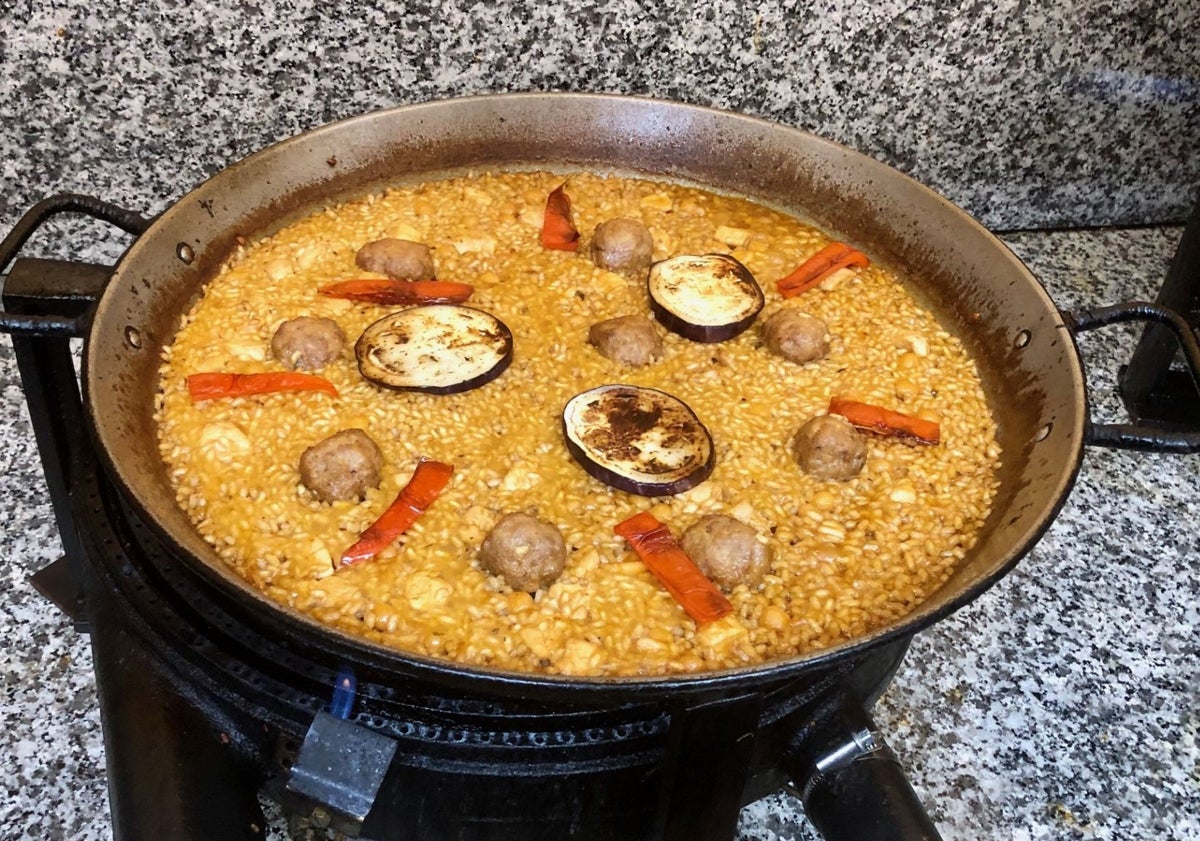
[355,238,436,280]
[271,317,346,371]
[790,415,866,481]
[761,309,830,364]
[478,513,567,592]
[587,315,663,366]
[680,514,771,590]
[590,218,654,275]
[299,429,384,503]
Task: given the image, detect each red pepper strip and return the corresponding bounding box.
[339,458,455,567]
[828,397,940,445]
[614,512,733,627]
[318,279,474,305]
[776,242,870,298]
[186,372,338,402]
[540,182,580,251]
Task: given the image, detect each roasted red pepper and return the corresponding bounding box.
[339,458,455,567]
[828,397,940,445]
[614,511,733,626]
[776,242,870,298]
[318,279,474,305]
[540,183,580,251]
[186,371,338,402]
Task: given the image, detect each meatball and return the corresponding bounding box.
[589,218,654,275]
[478,513,567,592]
[790,415,866,481]
[271,317,346,371]
[761,309,830,364]
[299,429,384,503]
[587,315,663,366]
[680,514,772,591]
[355,238,436,280]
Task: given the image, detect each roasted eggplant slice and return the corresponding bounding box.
[562,384,714,496]
[356,305,513,394]
[647,253,764,342]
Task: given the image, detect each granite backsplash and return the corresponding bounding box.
[2,0,1198,245]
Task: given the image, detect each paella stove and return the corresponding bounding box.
[3,196,1198,841]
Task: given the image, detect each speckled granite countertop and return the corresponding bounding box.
[2,1,1199,838]
[2,1,1198,235]
[2,225,1196,840]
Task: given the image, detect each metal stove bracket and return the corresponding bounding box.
[3,257,116,630]
[1120,198,1200,429]
[1,195,148,623]
[654,690,763,841]
[284,712,400,838]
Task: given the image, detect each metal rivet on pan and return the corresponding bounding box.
[1034,422,1052,442]
[124,326,142,349]
[1014,329,1032,349]
[176,242,195,264]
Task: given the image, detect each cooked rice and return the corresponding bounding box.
[155,171,1001,676]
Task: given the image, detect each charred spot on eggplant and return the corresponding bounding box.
[562,384,714,496]
[355,305,513,394]
[647,253,764,343]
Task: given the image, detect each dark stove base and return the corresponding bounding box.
[69,447,918,841]
[88,582,913,841]
[81,486,915,841]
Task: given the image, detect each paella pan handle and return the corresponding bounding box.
[1062,302,1200,453]
[0,193,151,337]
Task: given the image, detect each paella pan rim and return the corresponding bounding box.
[82,92,1088,695]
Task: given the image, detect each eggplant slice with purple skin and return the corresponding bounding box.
[356,304,513,394]
[562,384,715,496]
[647,253,765,342]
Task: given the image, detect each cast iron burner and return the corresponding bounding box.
[0,199,937,841]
